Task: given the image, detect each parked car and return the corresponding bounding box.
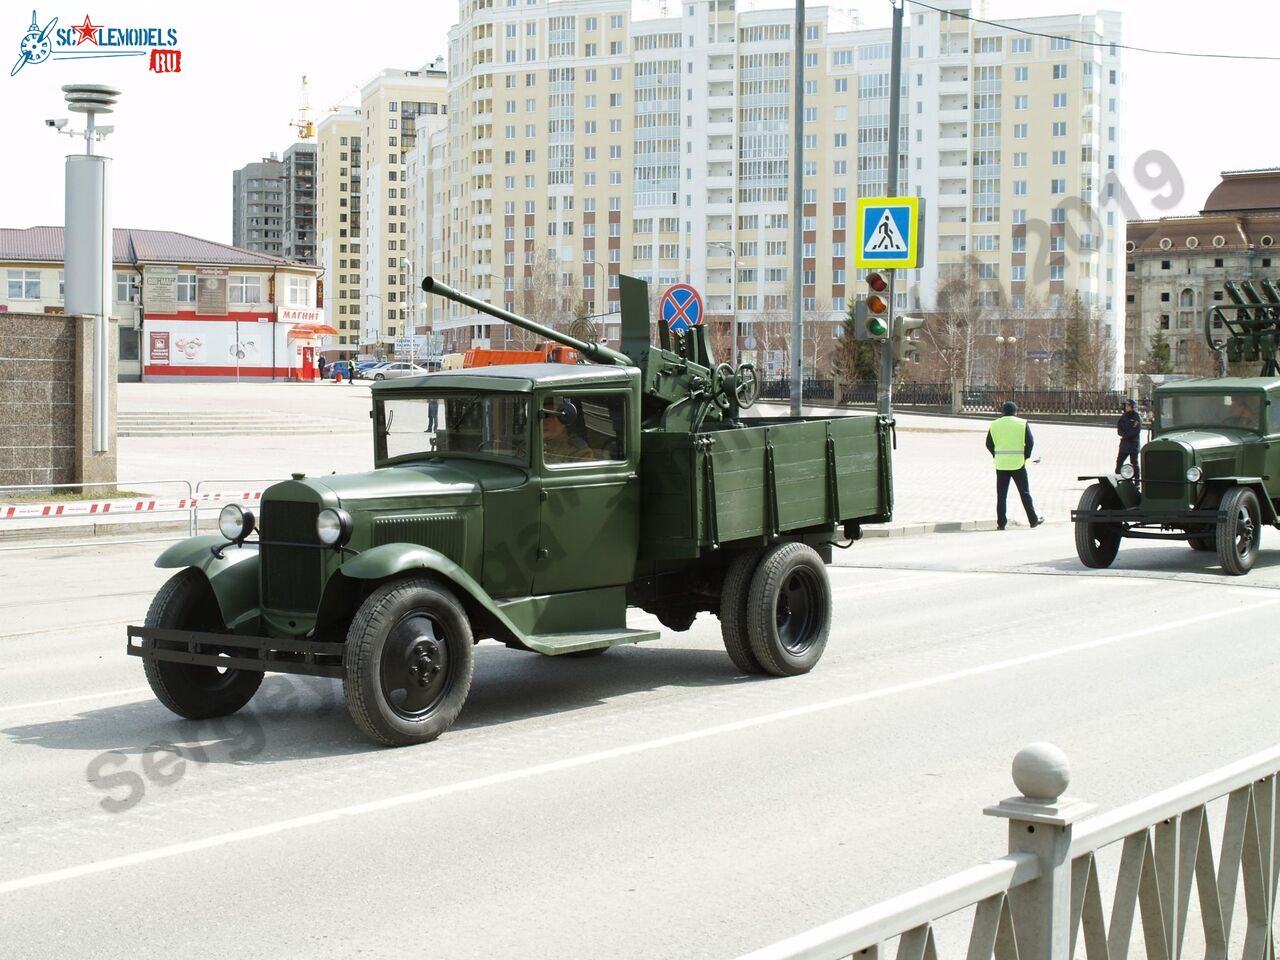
[323,360,353,381]
[370,362,432,380]
[354,362,388,380]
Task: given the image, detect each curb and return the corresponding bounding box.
[862,518,1060,537]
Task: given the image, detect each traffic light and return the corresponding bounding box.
[854,271,891,339]
[893,315,925,363]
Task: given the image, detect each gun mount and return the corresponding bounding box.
[1206,278,1280,375]
[422,275,759,429]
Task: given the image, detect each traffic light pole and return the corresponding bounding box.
[880,0,904,419]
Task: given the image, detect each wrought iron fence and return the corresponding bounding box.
[738,742,1280,960]
[759,381,1127,416]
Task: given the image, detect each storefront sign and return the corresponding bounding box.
[149,331,170,363]
[144,265,178,315]
[278,305,323,324]
[196,267,227,316]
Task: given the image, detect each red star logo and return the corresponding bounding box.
[72,15,100,45]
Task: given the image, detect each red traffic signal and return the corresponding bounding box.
[867,271,888,293]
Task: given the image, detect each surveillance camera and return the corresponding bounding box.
[46,118,68,130]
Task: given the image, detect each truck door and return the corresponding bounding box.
[533,391,639,595]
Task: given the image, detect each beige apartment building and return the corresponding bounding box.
[316,108,363,356]
[317,0,1124,380]
[358,65,450,355]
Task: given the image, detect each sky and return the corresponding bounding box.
[2,1,1277,245]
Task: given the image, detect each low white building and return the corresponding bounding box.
[0,227,327,381]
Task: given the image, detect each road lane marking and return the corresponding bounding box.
[2,594,1276,896]
[0,688,151,714]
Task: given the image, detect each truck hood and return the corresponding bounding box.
[1156,429,1259,456]
[272,463,485,508]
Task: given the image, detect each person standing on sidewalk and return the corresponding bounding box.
[1116,398,1142,481]
[986,400,1044,530]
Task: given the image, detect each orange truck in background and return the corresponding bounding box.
[462,343,579,367]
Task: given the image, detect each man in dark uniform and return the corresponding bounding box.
[986,400,1043,530]
[1116,399,1141,480]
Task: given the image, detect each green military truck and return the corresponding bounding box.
[1073,280,1280,576]
[129,276,894,745]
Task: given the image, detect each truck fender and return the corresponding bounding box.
[154,535,261,629]
[1205,478,1278,524]
[339,543,527,648]
[1076,474,1138,509]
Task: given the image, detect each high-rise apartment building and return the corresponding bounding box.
[409,0,1123,381]
[231,155,284,256]
[358,65,450,354]
[317,108,364,355]
[283,142,317,264]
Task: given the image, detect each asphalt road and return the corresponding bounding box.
[1,529,1276,959]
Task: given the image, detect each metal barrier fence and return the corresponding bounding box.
[0,478,275,551]
[756,381,1127,417]
[739,742,1279,960]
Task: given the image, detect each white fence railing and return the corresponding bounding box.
[0,478,277,551]
[740,743,1279,960]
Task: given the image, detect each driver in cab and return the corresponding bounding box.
[542,397,594,463]
[1224,395,1257,428]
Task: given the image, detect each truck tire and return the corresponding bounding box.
[142,569,264,720]
[718,548,767,674]
[344,576,475,746]
[745,542,830,677]
[1074,483,1121,569]
[1216,486,1261,576]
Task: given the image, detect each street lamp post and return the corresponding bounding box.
[708,241,738,368]
[582,258,607,338]
[995,334,1018,392]
[365,293,383,360]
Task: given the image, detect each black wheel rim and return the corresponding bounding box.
[380,614,452,719]
[1088,500,1118,550]
[775,568,820,654]
[1234,504,1256,558]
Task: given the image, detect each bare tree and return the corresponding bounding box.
[1059,292,1115,391]
[928,256,985,387]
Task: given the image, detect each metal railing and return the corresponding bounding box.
[0,477,279,551]
[751,381,1128,417]
[739,743,1280,960]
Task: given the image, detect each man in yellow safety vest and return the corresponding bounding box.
[986,400,1044,531]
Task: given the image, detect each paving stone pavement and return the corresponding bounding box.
[106,384,1123,531]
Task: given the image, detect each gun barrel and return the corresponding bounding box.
[422,276,632,366]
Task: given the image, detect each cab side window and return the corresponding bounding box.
[542,393,627,466]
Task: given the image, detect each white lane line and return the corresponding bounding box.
[2,595,1276,896]
[0,688,151,714]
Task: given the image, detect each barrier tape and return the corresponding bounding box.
[1,490,263,521]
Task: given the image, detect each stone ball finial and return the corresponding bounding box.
[1011,742,1070,801]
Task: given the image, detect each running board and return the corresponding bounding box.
[525,628,659,655]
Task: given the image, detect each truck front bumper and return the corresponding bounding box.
[127,626,345,678]
[1069,506,1224,540]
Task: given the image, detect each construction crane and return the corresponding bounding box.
[291,75,315,139]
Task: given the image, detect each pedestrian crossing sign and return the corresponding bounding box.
[855,196,922,270]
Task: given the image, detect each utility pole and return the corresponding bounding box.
[881,0,905,418]
[789,0,805,417]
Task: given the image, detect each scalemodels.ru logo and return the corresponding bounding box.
[10,9,181,77]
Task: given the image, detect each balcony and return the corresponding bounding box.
[938,108,970,126]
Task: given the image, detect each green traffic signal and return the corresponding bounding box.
[866,315,888,338]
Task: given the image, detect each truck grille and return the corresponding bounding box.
[1142,449,1185,500]
[260,500,323,612]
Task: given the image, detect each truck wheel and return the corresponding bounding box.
[746,542,831,677]
[1074,483,1121,569]
[1188,536,1215,551]
[344,577,475,746]
[1216,487,1261,576]
[718,548,767,674]
[142,569,263,720]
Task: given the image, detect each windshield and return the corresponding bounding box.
[380,393,529,463]
[1159,393,1263,432]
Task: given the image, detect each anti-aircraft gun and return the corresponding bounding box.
[127,275,894,746]
[1073,276,1280,576]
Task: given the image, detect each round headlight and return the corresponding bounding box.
[317,508,352,546]
[218,503,254,541]
[1118,463,1135,480]
[1186,466,1203,482]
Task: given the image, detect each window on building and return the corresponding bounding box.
[1052,64,1069,80]
[114,272,135,303]
[6,269,39,300]
[177,273,196,303]
[229,275,262,304]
